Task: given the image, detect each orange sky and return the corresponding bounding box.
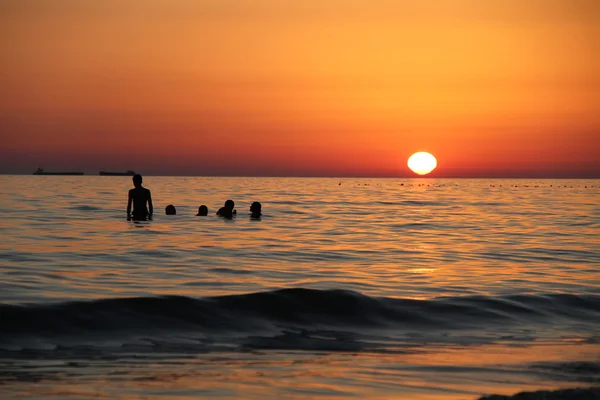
[1,0,599,177]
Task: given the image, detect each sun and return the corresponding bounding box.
[407,152,437,175]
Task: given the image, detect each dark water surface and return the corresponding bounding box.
[1,176,599,399]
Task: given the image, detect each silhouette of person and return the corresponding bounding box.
[217,199,236,219]
[127,174,153,220]
[250,202,262,219]
[197,205,208,216]
[165,204,176,215]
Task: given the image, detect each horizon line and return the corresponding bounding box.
[1,173,599,179]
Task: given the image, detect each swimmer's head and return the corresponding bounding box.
[132,174,143,188]
[197,205,208,216]
[250,202,262,213]
[165,204,176,215]
[217,207,233,219]
[225,199,235,210]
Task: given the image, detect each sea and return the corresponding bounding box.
[0,176,598,399]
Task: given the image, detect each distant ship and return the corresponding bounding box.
[99,170,136,176]
[33,168,84,176]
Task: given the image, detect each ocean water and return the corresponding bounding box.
[0,176,599,399]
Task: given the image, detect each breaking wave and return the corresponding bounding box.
[1,289,599,355]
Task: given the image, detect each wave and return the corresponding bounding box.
[1,289,599,354]
[70,205,103,211]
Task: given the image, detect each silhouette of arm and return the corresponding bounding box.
[127,190,133,216]
[147,190,153,215]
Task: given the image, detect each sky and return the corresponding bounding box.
[1,0,599,177]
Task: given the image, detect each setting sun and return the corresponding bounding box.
[408,152,437,175]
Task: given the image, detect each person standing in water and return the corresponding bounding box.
[127,174,153,220]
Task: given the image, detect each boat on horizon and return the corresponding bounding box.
[33,168,84,176]
[99,170,136,176]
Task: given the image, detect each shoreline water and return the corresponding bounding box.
[1,347,598,399]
